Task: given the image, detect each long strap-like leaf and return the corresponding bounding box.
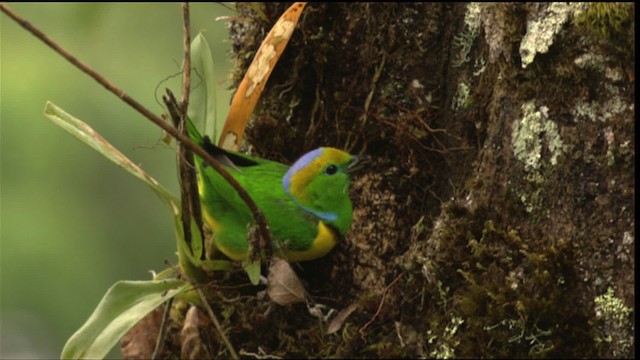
[218,2,307,150]
[61,280,189,359]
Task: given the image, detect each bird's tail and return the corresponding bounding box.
[185,117,264,170]
[184,118,246,170]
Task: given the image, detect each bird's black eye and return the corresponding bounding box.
[325,164,338,175]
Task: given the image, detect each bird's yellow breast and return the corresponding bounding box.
[278,221,338,262]
[203,208,338,262]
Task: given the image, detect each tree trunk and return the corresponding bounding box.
[124,3,635,358]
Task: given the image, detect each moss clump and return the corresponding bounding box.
[574,3,634,42]
[451,82,471,111]
[592,287,634,358]
[426,316,465,358]
[440,220,589,358]
[574,3,635,64]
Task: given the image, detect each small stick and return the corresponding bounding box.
[179,2,205,254]
[181,2,191,110]
[358,274,404,341]
[173,2,207,258]
[151,298,175,360]
[196,288,240,360]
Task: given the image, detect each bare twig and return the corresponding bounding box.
[173,2,207,259]
[181,2,191,109]
[165,89,204,259]
[358,273,404,341]
[239,348,283,359]
[346,53,386,152]
[151,298,175,360]
[196,288,240,360]
[0,3,273,260]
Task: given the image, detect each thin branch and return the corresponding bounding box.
[151,298,174,360]
[358,273,404,341]
[0,4,155,131]
[181,2,191,109]
[173,2,207,259]
[196,288,240,360]
[166,89,202,258]
[0,3,273,260]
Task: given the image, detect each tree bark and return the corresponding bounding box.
[125,3,635,358]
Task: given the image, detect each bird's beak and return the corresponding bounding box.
[347,154,371,174]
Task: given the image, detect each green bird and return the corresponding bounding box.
[186,120,365,262]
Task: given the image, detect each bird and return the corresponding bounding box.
[186,119,365,262]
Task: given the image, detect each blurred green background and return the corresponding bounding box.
[1,3,234,358]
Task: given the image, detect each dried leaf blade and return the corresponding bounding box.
[267,258,306,305]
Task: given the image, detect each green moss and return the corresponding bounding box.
[406,203,592,357]
[574,3,634,41]
[425,317,464,359]
[594,288,632,324]
[451,82,471,111]
[443,220,585,358]
[593,287,634,358]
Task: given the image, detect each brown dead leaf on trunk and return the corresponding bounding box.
[219,2,307,150]
[180,305,218,359]
[267,258,307,305]
[120,307,164,359]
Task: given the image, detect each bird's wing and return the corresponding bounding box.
[186,118,318,240]
[193,140,291,220]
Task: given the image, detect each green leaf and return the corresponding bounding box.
[201,259,233,272]
[173,212,210,283]
[242,259,262,285]
[187,32,218,141]
[44,103,205,265]
[173,213,231,278]
[43,102,230,280]
[43,101,179,213]
[61,279,189,359]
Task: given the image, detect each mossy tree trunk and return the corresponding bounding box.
[124,3,634,358]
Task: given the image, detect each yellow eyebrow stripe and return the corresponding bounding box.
[288,148,350,201]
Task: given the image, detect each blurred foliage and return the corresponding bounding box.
[0,3,233,358]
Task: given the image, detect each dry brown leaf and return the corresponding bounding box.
[120,307,164,359]
[267,258,307,305]
[219,2,307,150]
[180,305,217,359]
[326,303,358,335]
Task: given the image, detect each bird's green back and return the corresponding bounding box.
[187,119,340,261]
